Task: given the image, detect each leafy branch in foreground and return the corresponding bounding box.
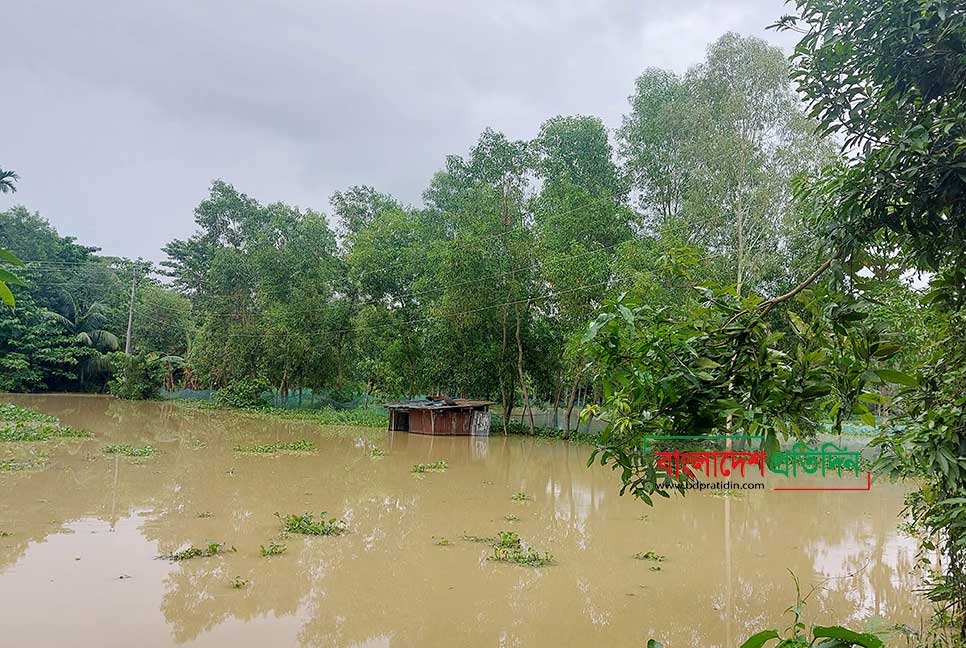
[582,282,902,504]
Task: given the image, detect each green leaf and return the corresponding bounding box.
[873,368,918,387]
[0,269,24,286]
[0,249,24,266]
[0,281,15,307]
[811,626,883,648]
[739,630,780,648]
[646,640,664,648]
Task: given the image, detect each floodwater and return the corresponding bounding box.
[0,394,926,648]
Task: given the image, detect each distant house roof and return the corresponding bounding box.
[383,396,494,411]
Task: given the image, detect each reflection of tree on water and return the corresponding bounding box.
[0,395,931,647]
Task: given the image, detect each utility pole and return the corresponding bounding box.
[124,269,137,353]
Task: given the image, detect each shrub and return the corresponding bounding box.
[109,353,165,400]
[215,378,271,409]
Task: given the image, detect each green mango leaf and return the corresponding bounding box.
[0,281,15,307]
[646,640,664,648]
[739,630,780,648]
[811,626,883,648]
[0,268,25,285]
[873,368,918,387]
[0,249,24,266]
[787,311,807,336]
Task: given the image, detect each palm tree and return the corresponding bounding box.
[51,295,120,384]
[0,168,19,194]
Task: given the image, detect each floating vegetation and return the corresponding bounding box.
[230,576,249,588]
[649,565,662,572]
[0,451,48,472]
[197,511,213,518]
[161,542,233,561]
[369,447,387,458]
[432,536,452,546]
[510,491,530,502]
[411,460,448,473]
[103,444,155,457]
[503,514,521,522]
[488,530,554,567]
[276,512,347,536]
[234,439,315,454]
[0,404,58,424]
[0,405,90,442]
[260,540,287,556]
[462,533,495,544]
[0,530,11,537]
[633,551,666,562]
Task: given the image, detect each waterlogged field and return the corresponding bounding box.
[0,394,926,647]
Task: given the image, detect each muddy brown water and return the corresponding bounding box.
[0,394,926,647]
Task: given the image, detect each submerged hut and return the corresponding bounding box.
[384,397,493,436]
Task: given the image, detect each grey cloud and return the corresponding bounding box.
[3,0,797,261]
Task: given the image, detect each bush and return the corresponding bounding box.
[109,353,165,400]
[215,377,271,409]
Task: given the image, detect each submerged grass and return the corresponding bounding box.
[411,460,448,473]
[234,439,315,454]
[633,551,666,562]
[161,542,233,561]
[488,530,554,567]
[103,444,155,457]
[276,512,347,536]
[260,540,288,556]
[0,453,48,472]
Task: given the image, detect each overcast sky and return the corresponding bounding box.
[3,0,797,262]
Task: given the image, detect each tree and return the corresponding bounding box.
[0,168,18,194]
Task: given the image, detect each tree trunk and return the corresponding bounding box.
[514,303,536,435]
[563,366,582,439]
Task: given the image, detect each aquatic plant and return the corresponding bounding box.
[0,451,48,472]
[432,536,451,546]
[369,447,386,458]
[233,439,315,454]
[0,404,90,442]
[260,540,287,556]
[462,533,495,544]
[510,491,530,502]
[0,404,58,424]
[503,514,520,522]
[230,576,249,589]
[162,542,232,561]
[103,444,155,457]
[487,530,554,567]
[411,460,448,473]
[197,511,213,518]
[633,551,666,562]
[275,512,347,536]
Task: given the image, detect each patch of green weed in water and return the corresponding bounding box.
[510,491,530,502]
[234,439,315,454]
[103,444,154,457]
[633,551,666,562]
[411,460,448,473]
[260,540,287,556]
[369,447,387,458]
[503,514,521,522]
[161,542,233,561]
[230,576,249,588]
[487,530,554,567]
[276,512,347,536]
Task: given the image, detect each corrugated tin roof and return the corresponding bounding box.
[383,396,494,410]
